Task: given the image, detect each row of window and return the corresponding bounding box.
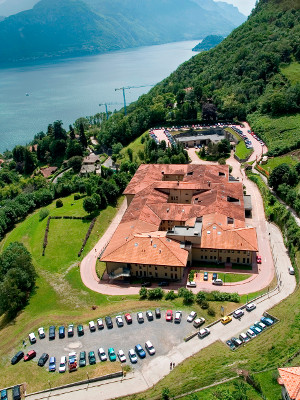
[197,249,250,255]
[135,265,178,272]
[135,271,178,279]
[198,255,250,263]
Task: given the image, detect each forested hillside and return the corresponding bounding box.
[0,0,245,64]
[97,0,300,156]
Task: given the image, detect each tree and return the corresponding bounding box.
[56,199,63,208]
[83,196,96,214]
[162,388,170,400]
[139,287,148,299]
[68,156,83,173]
[53,120,67,140]
[183,289,195,305]
[217,139,231,156]
[202,103,217,120]
[196,291,206,304]
[69,124,75,140]
[269,163,294,190]
[79,123,88,148]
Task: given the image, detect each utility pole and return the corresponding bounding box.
[115,85,154,115]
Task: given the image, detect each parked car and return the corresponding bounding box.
[108,348,116,362]
[187,311,197,322]
[88,351,96,365]
[145,340,156,355]
[226,340,236,350]
[12,386,21,400]
[261,316,274,326]
[1,389,7,400]
[58,326,65,338]
[186,281,196,287]
[24,350,36,361]
[246,329,256,339]
[288,266,295,275]
[165,310,173,322]
[198,328,210,339]
[174,311,182,323]
[221,316,232,325]
[250,325,262,335]
[28,332,36,344]
[37,352,49,367]
[68,324,74,337]
[146,310,154,321]
[98,348,107,362]
[77,324,84,336]
[79,351,86,367]
[116,315,124,327]
[212,273,218,280]
[124,313,132,324]
[49,356,56,371]
[11,351,24,365]
[203,272,208,281]
[155,308,161,318]
[105,316,113,329]
[38,327,45,339]
[59,356,67,373]
[233,309,244,319]
[193,317,205,328]
[212,278,223,286]
[128,349,138,363]
[141,281,152,287]
[118,350,126,363]
[137,312,144,323]
[135,344,146,358]
[97,318,104,329]
[89,321,96,332]
[246,303,256,312]
[158,281,169,287]
[255,321,266,330]
[231,337,242,347]
[256,255,262,264]
[49,325,55,340]
[239,333,250,343]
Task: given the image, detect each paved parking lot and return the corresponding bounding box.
[26,311,196,371]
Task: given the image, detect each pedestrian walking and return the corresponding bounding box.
[173,362,175,368]
[170,362,172,370]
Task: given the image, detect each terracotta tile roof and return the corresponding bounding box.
[102,232,188,267]
[40,166,57,178]
[278,367,300,400]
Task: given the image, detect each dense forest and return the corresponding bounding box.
[192,35,224,52]
[96,0,300,157]
[0,0,245,63]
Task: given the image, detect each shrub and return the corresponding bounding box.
[78,217,97,256]
[162,388,170,400]
[74,194,80,200]
[207,307,216,317]
[147,288,164,300]
[56,199,63,208]
[165,290,177,300]
[188,270,195,282]
[139,287,148,299]
[196,291,206,305]
[183,290,195,305]
[201,300,209,309]
[178,287,188,297]
[39,208,49,221]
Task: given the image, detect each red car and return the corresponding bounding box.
[256,255,262,264]
[165,310,173,322]
[24,350,36,361]
[124,313,132,324]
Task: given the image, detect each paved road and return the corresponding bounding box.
[26,222,296,400]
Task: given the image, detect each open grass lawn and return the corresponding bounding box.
[261,153,299,174]
[123,283,300,400]
[117,131,148,163]
[235,140,253,160]
[217,273,251,283]
[281,62,300,85]
[248,113,300,153]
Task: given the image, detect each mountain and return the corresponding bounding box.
[0,0,246,64]
[0,0,38,16]
[97,0,300,156]
[192,35,224,51]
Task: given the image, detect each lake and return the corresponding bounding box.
[0,40,200,152]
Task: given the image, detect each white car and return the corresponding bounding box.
[174,311,182,323]
[198,328,210,339]
[187,311,197,322]
[246,303,256,312]
[186,281,196,287]
[97,318,104,329]
[193,317,205,328]
[59,356,67,373]
[28,332,36,344]
[38,327,45,339]
[98,348,107,361]
[116,315,124,327]
[145,340,155,355]
[89,321,96,332]
[233,309,244,319]
[118,350,126,363]
[137,312,144,323]
[212,278,223,286]
[128,349,138,363]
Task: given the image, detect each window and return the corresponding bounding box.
[165,273,167,277]
[175,274,178,279]
[139,265,142,269]
[210,256,212,260]
[174,267,177,271]
[231,250,234,253]
[155,267,157,271]
[237,250,240,254]
[247,258,250,264]
[243,258,245,263]
[149,272,152,276]
[171,267,173,272]
[135,271,138,276]
[155,272,158,278]
[237,257,240,263]
[201,255,203,259]
[205,256,207,260]
[171,273,173,279]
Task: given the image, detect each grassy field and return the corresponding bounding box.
[248,113,300,153]
[217,273,251,283]
[281,62,300,85]
[117,131,148,163]
[235,140,253,160]
[261,153,299,174]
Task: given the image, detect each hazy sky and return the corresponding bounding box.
[218,0,257,15]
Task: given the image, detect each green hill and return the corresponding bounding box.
[97,0,300,156]
[0,0,246,64]
[192,35,224,51]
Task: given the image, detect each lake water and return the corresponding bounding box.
[0,40,200,152]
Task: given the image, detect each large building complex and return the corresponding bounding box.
[101,164,258,281]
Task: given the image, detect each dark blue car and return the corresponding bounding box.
[135,344,146,358]
[59,326,65,338]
